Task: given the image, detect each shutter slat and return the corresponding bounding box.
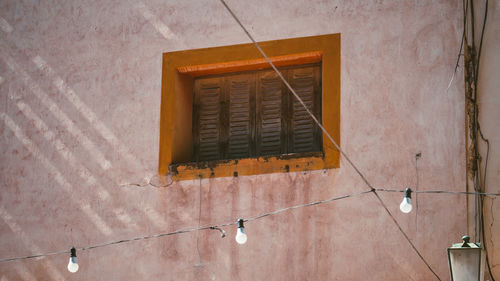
[195,78,222,161]
[257,70,284,156]
[227,74,254,159]
[288,66,321,153]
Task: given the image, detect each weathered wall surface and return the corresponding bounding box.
[0,0,467,280]
[475,0,500,278]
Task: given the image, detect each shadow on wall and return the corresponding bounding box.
[0,206,66,280]
[135,1,184,46]
[0,9,183,278]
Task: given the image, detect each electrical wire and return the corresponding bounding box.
[473,1,494,279]
[474,0,487,85]
[478,127,492,281]
[218,1,441,279]
[245,190,373,222]
[196,177,203,266]
[218,0,375,193]
[1,186,497,264]
[0,250,70,263]
[375,188,500,197]
[445,0,468,93]
[415,153,421,229]
[371,190,442,280]
[463,0,495,279]
[0,188,372,263]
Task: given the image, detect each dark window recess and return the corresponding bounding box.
[193,64,322,162]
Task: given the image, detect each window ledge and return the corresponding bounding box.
[169,152,326,180]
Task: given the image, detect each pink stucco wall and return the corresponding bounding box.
[0,0,468,280]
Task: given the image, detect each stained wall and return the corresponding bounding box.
[475,0,500,278]
[0,0,468,280]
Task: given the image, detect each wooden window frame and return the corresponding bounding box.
[160,34,340,180]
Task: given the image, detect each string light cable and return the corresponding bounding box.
[0,188,373,263]
[375,188,500,197]
[1,187,498,264]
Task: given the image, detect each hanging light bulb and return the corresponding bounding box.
[399,187,413,213]
[235,219,247,245]
[67,247,79,273]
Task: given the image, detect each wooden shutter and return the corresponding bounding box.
[193,77,223,161]
[193,63,322,162]
[287,65,322,153]
[256,70,286,156]
[226,74,255,159]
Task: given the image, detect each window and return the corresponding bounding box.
[193,64,322,162]
[159,34,340,180]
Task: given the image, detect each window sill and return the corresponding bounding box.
[169,152,327,180]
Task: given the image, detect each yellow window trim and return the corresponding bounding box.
[159,33,340,180]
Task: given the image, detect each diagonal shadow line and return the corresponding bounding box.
[0,16,13,33]
[0,112,113,237]
[135,1,185,46]
[31,55,144,172]
[14,96,169,230]
[5,27,161,190]
[2,15,159,190]
[13,100,144,231]
[7,98,170,244]
[0,28,152,197]
[4,11,164,184]
[0,49,112,171]
[3,6,203,273]
[3,53,169,232]
[3,9,201,252]
[0,49,146,236]
[14,88,168,232]
[0,206,65,281]
[13,263,37,281]
[3,51,169,230]
[15,102,98,184]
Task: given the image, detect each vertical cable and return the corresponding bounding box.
[196,176,203,266]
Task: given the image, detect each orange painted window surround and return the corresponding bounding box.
[160,34,340,180]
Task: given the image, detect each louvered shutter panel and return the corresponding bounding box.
[226,74,255,159]
[193,63,322,162]
[194,78,223,161]
[288,65,322,153]
[256,70,286,156]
